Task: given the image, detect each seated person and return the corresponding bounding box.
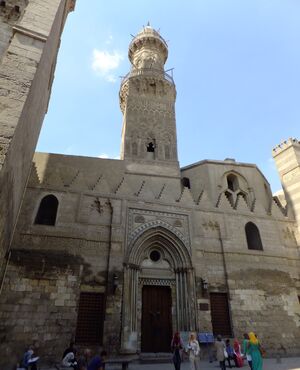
[62,341,75,359]
[62,348,78,369]
[22,346,39,370]
[87,350,107,370]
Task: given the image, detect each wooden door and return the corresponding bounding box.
[210,292,232,336]
[141,285,172,352]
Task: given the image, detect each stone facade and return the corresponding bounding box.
[0,0,75,296]
[0,24,299,369]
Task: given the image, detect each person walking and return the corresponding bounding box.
[225,339,236,368]
[247,332,263,370]
[214,335,226,370]
[171,332,184,370]
[233,338,244,367]
[242,333,253,370]
[187,332,201,370]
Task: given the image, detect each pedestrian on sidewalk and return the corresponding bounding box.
[233,338,244,367]
[215,335,226,370]
[187,332,201,370]
[242,333,253,370]
[171,332,184,370]
[247,332,263,370]
[225,339,237,368]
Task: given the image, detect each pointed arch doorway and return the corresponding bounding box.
[121,224,197,353]
[141,284,172,352]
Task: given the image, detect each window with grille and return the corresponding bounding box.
[75,292,104,344]
[210,292,232,337]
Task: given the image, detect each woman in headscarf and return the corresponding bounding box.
[187,332,201,370]
[247,332,263,370]
[233,338,244,367]
[171,332,184,370]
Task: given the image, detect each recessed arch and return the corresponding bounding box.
[245,222,263,250]
[35,194,58,226]
[127,224,192,269]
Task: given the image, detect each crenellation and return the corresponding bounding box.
[0,20,299,368]
[272,137,300,156]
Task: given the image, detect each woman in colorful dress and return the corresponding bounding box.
[171,332,184,370]
[247,332,263,370]
[233,338,244,367]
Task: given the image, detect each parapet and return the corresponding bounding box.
[272,138,300,157]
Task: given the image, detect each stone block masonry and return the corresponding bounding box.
[0,0,75,297]
[0,249,82,369]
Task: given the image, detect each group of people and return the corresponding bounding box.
[61,342,107,370]
[19,343,106,370]
[171,331,264,370]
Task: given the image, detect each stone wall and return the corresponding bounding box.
[0,151,299,365]
[0,249,82,370]
[0,0,75,288]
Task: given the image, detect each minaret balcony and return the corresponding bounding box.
[121,67,174,86]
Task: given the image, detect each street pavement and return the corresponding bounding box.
[43,357,300,370]
[105,358,299,370]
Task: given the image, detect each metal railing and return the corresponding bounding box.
[121,68,174,85]
[129,29,168,50]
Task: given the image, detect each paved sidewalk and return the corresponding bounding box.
[43,357,300,370]
[105,358,300,370]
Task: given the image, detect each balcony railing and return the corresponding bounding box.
[121,68,174,85]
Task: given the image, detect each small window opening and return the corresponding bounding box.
[150,250,161,262]
[182,177,191,189]
[14,5,20,12]
[35,194,58,226]
[147,142,155,152]
[0,1,6,7]
[227,174,238,192]
[245,222,263,250]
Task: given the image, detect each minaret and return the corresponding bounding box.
[119,25,179,175]
[273,138,300,232]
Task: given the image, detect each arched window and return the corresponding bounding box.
[245,222,263,250]
[227,174,238,192]
[35,195,58,225]
[147,142,155,152]
[182,177,191,189]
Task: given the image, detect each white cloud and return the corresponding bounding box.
[97,153,109,159]
[97,153,120,160]
[92,49,124,82]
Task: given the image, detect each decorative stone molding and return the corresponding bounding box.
[139,277,175,286]
[128,208,190,248]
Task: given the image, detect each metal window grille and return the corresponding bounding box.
[210,292,232,337]
[75,292,104,344]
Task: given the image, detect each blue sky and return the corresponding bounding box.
[37,0,300,192]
